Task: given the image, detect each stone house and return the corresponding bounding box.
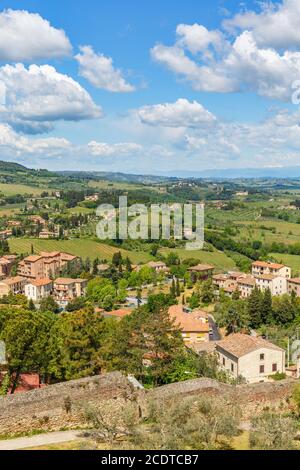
[216,333,285,383]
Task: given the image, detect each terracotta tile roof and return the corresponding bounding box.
[216,333,283,358]
[252,261,285,269]
[2,276,25,285]
[54,278,77,285]
[228,271,248,279]
[255,274,276,281]
[147,261,167,268]
[29,278,53,287]
[190,341,217,354]
[288,278,300,285]
[24,255,42,263]
[40,252,60,258]
[213,274,229,281]
[169,305,209,333]
[237,276,256,286]
[188,264,214,272]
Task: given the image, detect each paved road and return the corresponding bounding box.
[208,315,221,341]
[0,430,81,450]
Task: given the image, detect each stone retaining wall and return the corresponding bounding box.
[0,374,298,437]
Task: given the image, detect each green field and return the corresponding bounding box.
[9,238,152,264]
[236,219,300,246]
[159,247,237,271]
[0,183,46,196]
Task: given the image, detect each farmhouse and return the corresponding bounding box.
[216,333,285,383]
[169,305,210,344]
[188,264,214,280]
[252,261,291,279]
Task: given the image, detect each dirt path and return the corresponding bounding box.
[0,430,81,450]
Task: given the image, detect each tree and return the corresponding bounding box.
[112,252,123,268]
[261,288,273,324]
[189,292,200,309]
[170,278,176,299]
[101,296,186,386]
[216,299,250,335]
[166,253,180,267]
[250,411,297,450]
[86,277,117,311]
[47,308,106,381]
[66,296,87,312]
[125,257,132,273]
[176,278,181,297]
[85,395,241,450]
[92,258,99,276]
[271,295,297,325]
[200,280,214,304]
[0,308,56,393]
[150,243,159,257]
[28,299,36,311]
[247,286,263,329]
[39,296,60,314]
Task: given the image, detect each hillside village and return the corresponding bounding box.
[1,246,300,394]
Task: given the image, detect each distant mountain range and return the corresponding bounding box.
[3,160,300,181]
[159,166,300,179]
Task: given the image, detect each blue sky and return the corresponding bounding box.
[0,0,300,174]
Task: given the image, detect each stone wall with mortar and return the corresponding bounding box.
[0,374,299,437]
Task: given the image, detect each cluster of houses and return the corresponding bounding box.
[108,302,297,384]
[212,261,300,298]
[1,216,61,240]
[0,251,87,308]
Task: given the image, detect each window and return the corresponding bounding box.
[272,364,278,372]
[231,363,234,373]
[223,358,225,366]
[260,354,265,361]
[260,365,265,374]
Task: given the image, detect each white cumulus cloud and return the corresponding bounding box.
[224,0,300,49]
[0,123,72,157]
[0,64,102,133]
[88,141,142,157]
[0,9,72,61]
[138,98,217,128]
[75,46,135,92]
[151,1,300,101]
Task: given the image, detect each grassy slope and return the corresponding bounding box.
[159,247,236,271]
[9,238,151,264]
[0,183,47,197]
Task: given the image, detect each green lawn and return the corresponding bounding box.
[159,248,237,271]
[9,238,152,264]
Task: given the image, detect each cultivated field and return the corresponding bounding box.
[159,247,237,271]
[0,183,47,197]
[9,238,152,264]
